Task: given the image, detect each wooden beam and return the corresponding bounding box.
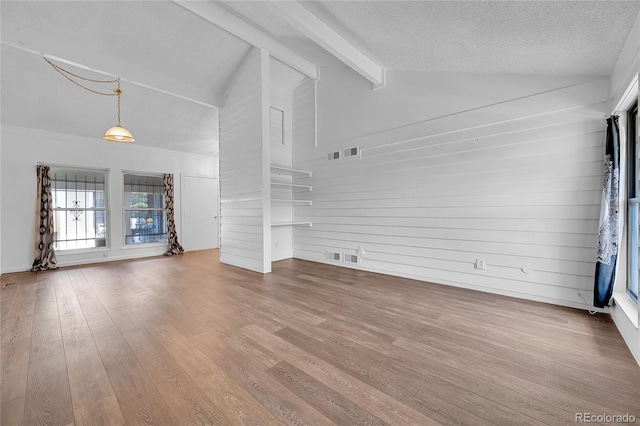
[269,1,384,88]
[173,0,318,80]
[1,22,220,108]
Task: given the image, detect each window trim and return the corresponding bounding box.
[613,74,639,325]
[46,164,111,253]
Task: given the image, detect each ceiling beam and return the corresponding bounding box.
[269,1,385,88]
[173,0,318,80]
[2,22,221,108]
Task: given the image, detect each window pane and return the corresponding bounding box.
[53,209,107,250]
[630,102,639,301]
[124,209,167,245]
[124,174,164,209]
[51,168,106,209]
[49,167,108,251]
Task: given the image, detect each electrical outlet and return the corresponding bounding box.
[474,259,486,270]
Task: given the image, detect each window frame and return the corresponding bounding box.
[48,165,110,253]
[627,101,639,302]
[122,171,168,248]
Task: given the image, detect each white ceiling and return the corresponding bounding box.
[1,0,250,156]
[1,1,639,156]
[299,0,640,75]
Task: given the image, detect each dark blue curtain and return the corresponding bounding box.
[594,116,620,308]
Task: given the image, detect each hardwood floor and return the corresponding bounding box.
[1,249,638,425]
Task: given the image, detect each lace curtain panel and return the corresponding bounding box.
[594,116,620,308]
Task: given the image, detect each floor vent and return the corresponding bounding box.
[3,282,17,288]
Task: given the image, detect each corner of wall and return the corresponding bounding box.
[611,12,640,106]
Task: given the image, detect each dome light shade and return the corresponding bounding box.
[103,125,135,142]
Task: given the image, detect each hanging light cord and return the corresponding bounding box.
[43,56,118,96]
[44,56,124,124]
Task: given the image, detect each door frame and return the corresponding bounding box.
[180,173,220,250]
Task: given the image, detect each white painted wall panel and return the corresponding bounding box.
[294,67,610,309]
[219,48,270,273]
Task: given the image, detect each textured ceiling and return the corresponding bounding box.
[300,1,640,75]
[1,0,638,157]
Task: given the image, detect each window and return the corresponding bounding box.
[628,102,639,301]
[51,167,108,251]
[123,174,167,245]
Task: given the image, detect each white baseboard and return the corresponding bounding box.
[1,251,167,274]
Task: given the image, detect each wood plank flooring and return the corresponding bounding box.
[1,249,638,425]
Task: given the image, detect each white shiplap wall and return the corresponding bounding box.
[293,78,317,149]
[293,67,610,309]
[292,77,316,234]
[219,48,271,273]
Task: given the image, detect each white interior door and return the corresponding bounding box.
[182,175,219,250]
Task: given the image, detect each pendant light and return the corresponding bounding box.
[44,57,135,143]
[103,80,135,142]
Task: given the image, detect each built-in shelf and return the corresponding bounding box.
[271,182,312,191]
[270,165,312,229]
[271,199,312,205]
[220,198,262,203]
[270,165,312,177]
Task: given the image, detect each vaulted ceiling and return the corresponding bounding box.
[1,1,638,157]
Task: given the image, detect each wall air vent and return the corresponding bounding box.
[343,254,359,264]
[326,251,342,261]
[343,147,360,158]
[327,151,341,161]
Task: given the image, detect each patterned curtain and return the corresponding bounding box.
[594,116,620,308]
[163,173,185,255]
[30,165,57,271]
